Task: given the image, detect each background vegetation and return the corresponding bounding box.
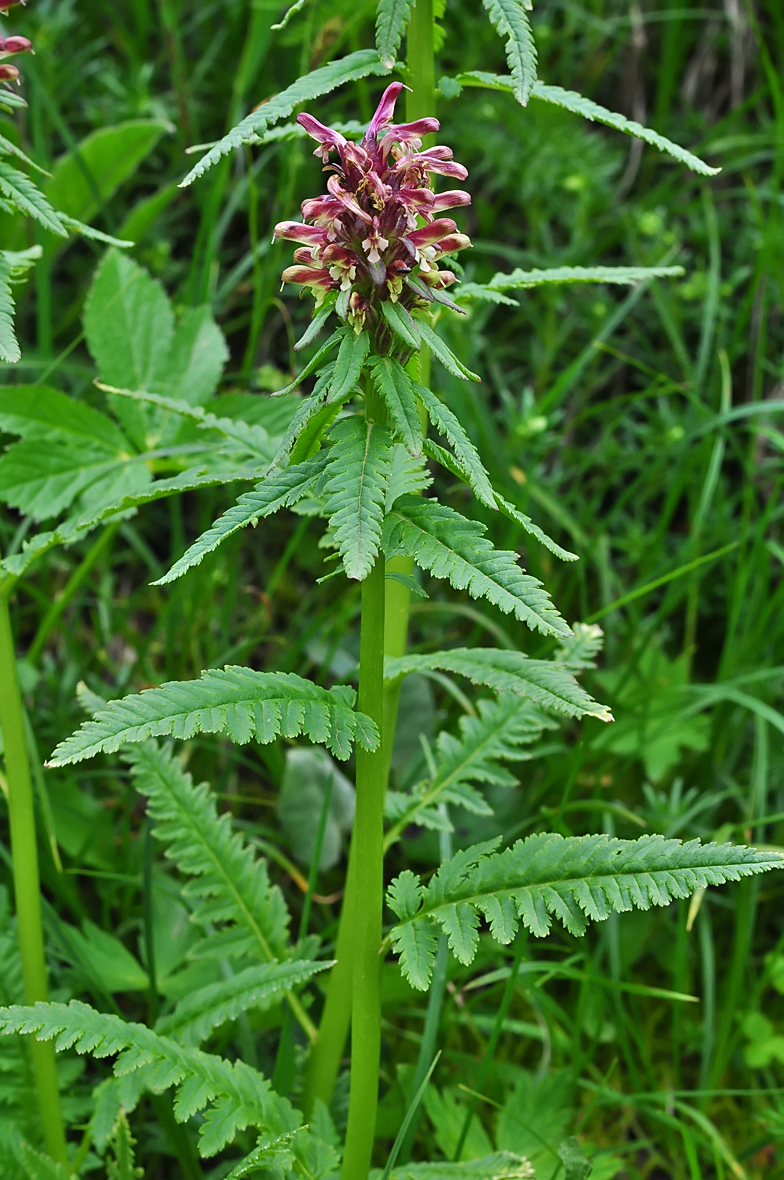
[2,0,784,1177]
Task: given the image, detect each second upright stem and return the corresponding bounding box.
[0,586,68,1167]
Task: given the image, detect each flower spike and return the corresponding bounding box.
[275,86,471,336]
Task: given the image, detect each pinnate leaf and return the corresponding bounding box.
[155,455,328,585]
[124,742,291,961]
[388,833,783,987]
[456,73,720,176]
[416,385,495,508]
[48,667,379,766]
[323,416,394,580]
[416,319,480,382]
[383,496,570,637]
[157,961,330,1046]
[385,646,613,722]
[328,330,370,402]
[375,0,415,68]
[0,1001,298,1156]
[181,51,391,185]
[482,0,537,106]
[0,161,68,236]
[370,356,423,456]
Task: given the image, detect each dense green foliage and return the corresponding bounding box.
[1,1,784,1179]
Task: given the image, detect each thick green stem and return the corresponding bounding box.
[406,0,436,123]
[340,552,386,1180]
[303,16,437,1123]
[0,587,68,1167]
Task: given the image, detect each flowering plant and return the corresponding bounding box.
[1,71,776,1180]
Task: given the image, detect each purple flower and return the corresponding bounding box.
[274,82,471,335]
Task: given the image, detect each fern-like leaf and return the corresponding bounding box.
[97,384,274,461]
[386,444,433,510]
[456,73,720,176]
[181,50,390,185]
[415,385,495,509]
[385,647,613,722]
[376,1154,535,1180]
[274,332,341,395]
[48,668,379,766]
[0,161,68,236]
[375,0,415,67]
[416,320,480,382]
[385,696,554,845]
[0,253,20,365]
[328,330,370,403]
[154,454,329,586]
[0,1001,298,1156]
[457,265,684,303]
[380,300,421,351]
[388,834,783,988]
[323,416,394,580]
[157,961,330,1045]
[493,490,578,562]
[370,355,423,456]
[123,742,291,963]
[383,496,570,637]
[482,0,537,106]
[555,622,604,671]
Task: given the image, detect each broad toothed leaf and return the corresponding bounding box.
[370,355,423,456]
[323,416,394,580]
[388,834,783,987]
[0,439,150,522]
[155,455,329,585]
[48,667,379,766]
[383,496,569,637]
[0,384,129,450]
[385,647,613,722]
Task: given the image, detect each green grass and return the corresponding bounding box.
[1,0,784,1177]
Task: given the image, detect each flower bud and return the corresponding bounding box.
[1,35,32,54]
[0,1,26,11]
[0,62,20,81]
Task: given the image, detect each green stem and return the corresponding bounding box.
[302,19,438,1118]
[0,587,68,1167]
[406,0,436,123]
[340,548,386,1180]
